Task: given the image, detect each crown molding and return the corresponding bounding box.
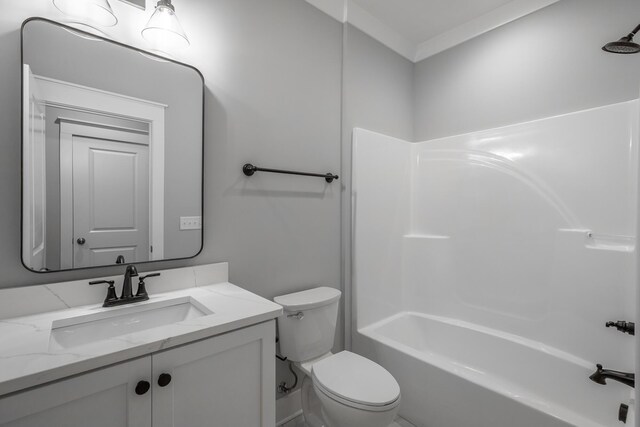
[347,1,415,61]
[305,0,561,63]
[304,0,347,23]
[413,0,561,62]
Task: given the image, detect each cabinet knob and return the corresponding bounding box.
[158,373,172,387]
[135,380,150,395]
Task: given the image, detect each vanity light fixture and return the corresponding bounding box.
[52,0,118,27]
[142,0,190,51]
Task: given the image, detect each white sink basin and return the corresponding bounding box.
[49,297,213,349]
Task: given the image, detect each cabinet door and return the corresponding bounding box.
[153,320,276,427]
[0,356,151,427]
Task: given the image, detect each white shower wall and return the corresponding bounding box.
[353,99,638,371]
[352,131,411,328]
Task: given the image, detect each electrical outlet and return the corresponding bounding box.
[180,216,201,230]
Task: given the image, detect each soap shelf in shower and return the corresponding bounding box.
[561,229,635,252]
[586,233,635,252]
[403,234,450,240]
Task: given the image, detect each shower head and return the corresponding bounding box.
[603,23,640,54]
[602,38,640,54]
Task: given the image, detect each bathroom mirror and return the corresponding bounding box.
[21,18,204,273]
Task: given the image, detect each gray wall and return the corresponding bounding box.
[0,1,342,293]
[413,0,640,141]
[341,24,415,346]
[191,0,343,390]
[0,0,342,394]
[343,25,414,142]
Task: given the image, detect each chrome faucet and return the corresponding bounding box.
[590,364,635,388]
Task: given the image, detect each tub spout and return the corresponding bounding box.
[590,364,635,388]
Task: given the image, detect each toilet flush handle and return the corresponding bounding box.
[287,311,304,320]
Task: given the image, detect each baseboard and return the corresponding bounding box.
[276,389,302,426]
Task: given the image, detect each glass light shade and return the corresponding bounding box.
[142,2,190,51]
[53,0,118,27]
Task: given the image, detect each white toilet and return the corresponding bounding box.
[275,287,401,427]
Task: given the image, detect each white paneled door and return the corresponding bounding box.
[60,122,150,268]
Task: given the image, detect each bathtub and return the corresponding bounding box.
[356,312,632,427]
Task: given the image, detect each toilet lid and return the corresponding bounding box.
[311,351,400,407]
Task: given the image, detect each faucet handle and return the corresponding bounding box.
[89,280,115,286]
[89,280,118,305]
[606,321,635,336]
[135,273,160,298]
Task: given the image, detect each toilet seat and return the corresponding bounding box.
[313,380,401,413]
[311,351,401,411]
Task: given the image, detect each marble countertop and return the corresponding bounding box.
[0,282,282,397]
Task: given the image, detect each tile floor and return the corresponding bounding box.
[281,415,415,427]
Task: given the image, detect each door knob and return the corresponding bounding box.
[158,373,172,387]
[135,380,150,395]
[76,237,86,245]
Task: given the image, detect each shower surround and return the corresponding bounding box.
[351,101,638,427]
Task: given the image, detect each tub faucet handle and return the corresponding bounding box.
[606,321,635,336]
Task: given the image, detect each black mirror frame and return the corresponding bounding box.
[20,17,205,274]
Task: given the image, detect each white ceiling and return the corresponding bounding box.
[351,0,513,43]
[305,0,561,62]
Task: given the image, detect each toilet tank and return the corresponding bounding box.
[274,287,341,362]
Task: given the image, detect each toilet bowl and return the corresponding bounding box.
[300,351,400,427]
[274,288,401,427]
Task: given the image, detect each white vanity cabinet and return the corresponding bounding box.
[153,320,275,427]
[0,356,152,427]
[0,321,275,427]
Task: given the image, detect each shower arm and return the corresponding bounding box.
[625,23,640,40]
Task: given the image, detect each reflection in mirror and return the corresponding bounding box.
[22,18,204,273]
